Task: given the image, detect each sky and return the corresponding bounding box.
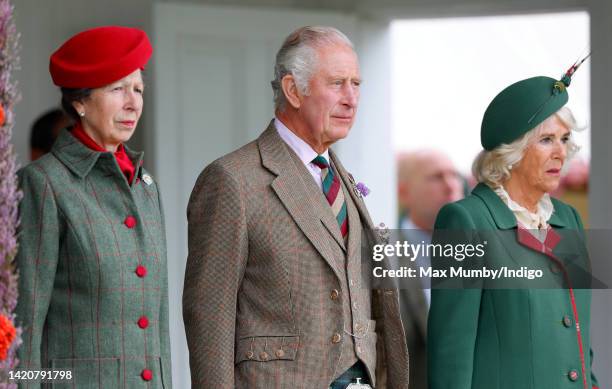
[391,11,590,174]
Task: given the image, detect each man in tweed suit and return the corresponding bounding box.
[183,26,409,388]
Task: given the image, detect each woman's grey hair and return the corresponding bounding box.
[271,26,353,111]
[473,106,581,187]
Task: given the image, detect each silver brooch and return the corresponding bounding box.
[375,222,390,244]
[142,173,153,186]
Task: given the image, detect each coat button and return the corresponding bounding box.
[141,369,153,381]
[550,263,561,274]
[246,350,254,359]
[135,265,147,278]
[331,333,342,344]
[124,216,137,229]
[138,316,149,329]
[568,370,578,381]
[330,289,340,300]
[259,351,269,361]
[275,349,285,358]
[562,315,573,328]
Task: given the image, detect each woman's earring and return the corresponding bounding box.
[79,111,85,117]
[507,164,513,171]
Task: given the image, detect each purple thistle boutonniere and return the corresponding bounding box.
[355,182,370,198]
[348,173,370,199]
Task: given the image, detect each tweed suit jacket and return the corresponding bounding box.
[183,122,409,388]
[16,129,172,388]
[428,183,598,389]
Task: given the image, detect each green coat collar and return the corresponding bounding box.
[471,183,568,229]
[52,128,144,180]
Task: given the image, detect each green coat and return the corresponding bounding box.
[428,183,598,389]
[16,129,172,388]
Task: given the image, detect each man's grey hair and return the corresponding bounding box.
[473,106,581,187]
[271,26,353,111]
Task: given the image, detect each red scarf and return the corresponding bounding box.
[71,122,136,184]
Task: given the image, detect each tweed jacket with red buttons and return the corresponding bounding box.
[183,121,410,389]
[15,129,172,388]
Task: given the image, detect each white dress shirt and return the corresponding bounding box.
[274,117,330,190]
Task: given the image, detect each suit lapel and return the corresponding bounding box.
[330,150,378,234]
[288,149,346,252]
[472,183,517,229]
[258,122,345,279]
[471,183,526,265]
[343,174,360,265]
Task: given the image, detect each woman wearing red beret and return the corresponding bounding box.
[16,26,172,388]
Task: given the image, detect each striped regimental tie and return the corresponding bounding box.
[312,155,348,238]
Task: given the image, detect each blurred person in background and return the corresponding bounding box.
[396,149,463,389]
[29,108,71,161]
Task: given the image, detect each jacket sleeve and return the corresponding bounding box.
[183,161,248,388]
[15,166,63,375]
[155,186,173,388]
[428,202,482,389]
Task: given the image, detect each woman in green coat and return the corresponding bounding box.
[428,64,599,389]
[16,26,172,388]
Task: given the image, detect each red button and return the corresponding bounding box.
[124,216,136,228]
[138,316,149,329]
[135,265,147,278]
[568,370,579,381]
[141,369,152,381]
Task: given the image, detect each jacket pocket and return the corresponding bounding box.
[49,357,120,388]
[235,335,299,364]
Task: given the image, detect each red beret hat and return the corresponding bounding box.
[49,26,152,88]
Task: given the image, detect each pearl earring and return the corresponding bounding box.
[508,164,513,171]
[79,111,85,117]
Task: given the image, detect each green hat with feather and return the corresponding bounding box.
[480,54,589,151]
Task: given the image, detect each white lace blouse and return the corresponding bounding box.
[492,185,554,242]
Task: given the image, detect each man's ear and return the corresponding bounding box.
[281,74,302,109]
